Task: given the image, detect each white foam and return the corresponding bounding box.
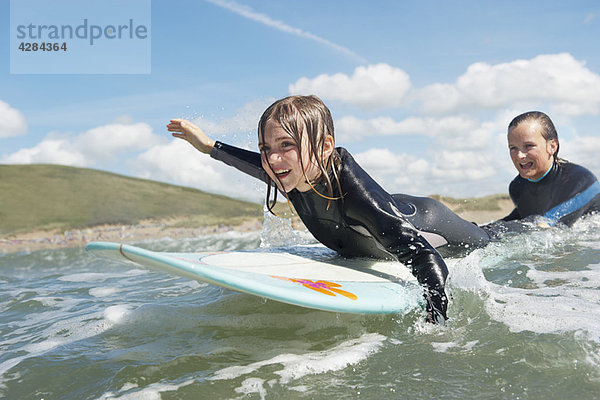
[95,380,194,400]
[289,385,309,392]
[59,269,146,283]
[22,339,62,353]
[59,272,115,282]
[211,333,386,385]
[484,285,600,337]
[103,304,132,324]
[452,252,600,340]
[463,340,479,351]
[430,341,457,353]
[0,308,113,378]
[0,302,140,380]
[526,268,600,288]
[119,383,139,392]
[234,378,267,399]
[448,221,600,344]
[431,339,479,353]
[89,287,120,297]
[30,296,63,307]
[8,297,82,333]
[97,388,162,400]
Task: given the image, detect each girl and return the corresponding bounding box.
[499,111,600,226]
[168,95,488,324]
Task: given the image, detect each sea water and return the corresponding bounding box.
[1,215,600,400]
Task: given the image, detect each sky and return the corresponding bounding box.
[2,0,600,203]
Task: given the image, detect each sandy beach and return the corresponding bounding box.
[0,199,512,255]
[0,218,264,254]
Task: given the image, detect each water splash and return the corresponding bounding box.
[210,333,386,383]
[260,206,315,248]
[449,214,600,342]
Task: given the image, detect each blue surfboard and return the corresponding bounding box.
[86,241,423,314]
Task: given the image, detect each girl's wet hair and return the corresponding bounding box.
[258,95,342,214]
[508,111,562,163]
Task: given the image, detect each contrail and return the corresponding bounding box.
[205,0,367,63]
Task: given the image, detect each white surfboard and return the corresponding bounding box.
[86,241,423,314]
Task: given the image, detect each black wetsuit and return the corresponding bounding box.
[483,162,600,235]
[211,142,489,323]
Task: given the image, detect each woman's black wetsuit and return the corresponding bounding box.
[211,142,490,323]
[483,162,600,234]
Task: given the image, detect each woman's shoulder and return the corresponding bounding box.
[335,146,351,160]
[508,174,526,191]
[335,147,356,172]
[334,147,389,196]
[558,161,598,180]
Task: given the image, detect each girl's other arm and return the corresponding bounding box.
[501,207,521,221]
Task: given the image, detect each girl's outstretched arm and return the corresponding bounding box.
[168,121,271,185]
[167,119,215,154]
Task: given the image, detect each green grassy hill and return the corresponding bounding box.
[0,164,263,235]
[0,164,512,236]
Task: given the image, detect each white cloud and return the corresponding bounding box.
[353,148,408,175]
[336,114,496,150]
[132,140,225,190]
[290,54,600,118]
[131,99,277,201]
[131,139,264,201]
[6,53,598,201]
[561,136,600,176]
[76,123,165,163]
[336,116,404,141]
[2,122,164,166]
[289,54,600,196]
[430,150,498,181]
[2,138,86,165]
[3,100,269,201]
[353,148,431,194]
[352,143,511,198]
[0,100,27,138]
[289,64,412,109]
[417,53,600,115]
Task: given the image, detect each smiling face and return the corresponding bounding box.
[259,119,332,193]
[508,121,558,181]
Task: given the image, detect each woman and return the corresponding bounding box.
[499,111,600,226]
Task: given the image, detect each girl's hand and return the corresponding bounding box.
[167,119,215,154]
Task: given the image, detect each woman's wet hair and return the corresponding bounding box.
[508,111,562,162]
[258,95,342,213]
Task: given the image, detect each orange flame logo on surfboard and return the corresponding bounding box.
[272,277,357,300]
